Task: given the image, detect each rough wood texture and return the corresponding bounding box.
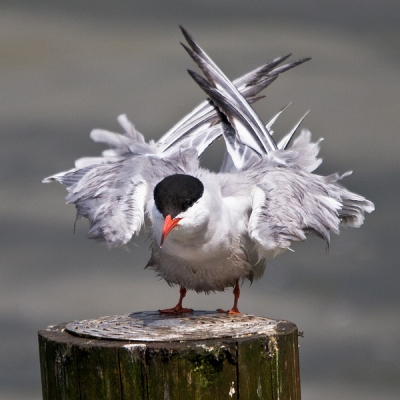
[38,311,301,400]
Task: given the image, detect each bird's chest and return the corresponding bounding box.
[161,223,229,263]
[154,222,252,292]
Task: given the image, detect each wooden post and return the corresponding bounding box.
[38,311,301,399]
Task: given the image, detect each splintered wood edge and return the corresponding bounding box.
[41,310,297,342]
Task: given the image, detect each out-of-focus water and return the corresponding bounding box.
[1,1,399,399]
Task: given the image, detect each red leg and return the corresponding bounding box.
[217,280,241,314]
[159,287,193,314]
[230,280,241,314]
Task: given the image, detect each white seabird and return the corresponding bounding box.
[44,27,374,314]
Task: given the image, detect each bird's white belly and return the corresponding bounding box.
[148,235,253,292]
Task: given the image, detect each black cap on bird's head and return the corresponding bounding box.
[154,174,204,245]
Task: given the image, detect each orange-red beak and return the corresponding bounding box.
[161,215,182,247]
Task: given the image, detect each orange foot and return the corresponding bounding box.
[159,305,193,314]
[216,280,241,315]
[216,307,241,315]
[159,286,193,314]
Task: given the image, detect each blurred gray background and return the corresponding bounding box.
[1,1,399,399]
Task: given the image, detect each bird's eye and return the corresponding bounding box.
[182,199,194,211]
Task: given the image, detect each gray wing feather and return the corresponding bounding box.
[277,111,310,150]
[180,26,277,154]
[74,176,147,246]
[63,160,149,246]
[247,131,374,257]
[89,114,157,159]
[158,54,309,154]
[43,112,200,247]
[179,27,311,172]
[43,166,95,186]
[220,121,264,172]
[266,103,291,134]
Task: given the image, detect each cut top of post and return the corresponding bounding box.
[64,310,291,342]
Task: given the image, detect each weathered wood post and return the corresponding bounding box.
[38,311,301,399]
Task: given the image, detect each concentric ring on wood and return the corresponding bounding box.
[65,310,279,342]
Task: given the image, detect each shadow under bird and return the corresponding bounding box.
[44,27,374,314]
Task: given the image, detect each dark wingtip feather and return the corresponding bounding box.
[180,26,199,53]
[243,54,292,87]
[180,42,201,67]
[186,69,209,91]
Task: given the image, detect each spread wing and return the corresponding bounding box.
[182,29,374,258]
[158,48,309,156]
[247,133,375,257]
[44,29,309,247]
[44,115,199,247]
[179,26,310,170]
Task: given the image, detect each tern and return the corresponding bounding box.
[44,27,374,314]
